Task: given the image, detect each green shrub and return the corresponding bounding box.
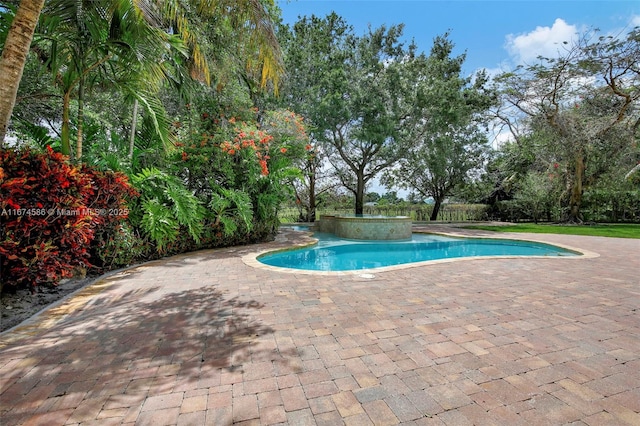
[130,168,205,252]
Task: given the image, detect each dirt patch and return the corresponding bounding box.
[1,277,95,333]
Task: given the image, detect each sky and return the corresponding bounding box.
[277,0,640,77]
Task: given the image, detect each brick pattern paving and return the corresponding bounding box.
[1,227,639,425]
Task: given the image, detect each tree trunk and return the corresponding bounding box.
[308,165,316,222]
[430,196,443,221]
[624,163,640,180]
[129,98,139,160]
[61,89,72,157]
[355,173,365,215]
[76,75,85,161]
[68,53,111,158]
[0,0,46,145]
[567,154,585,223]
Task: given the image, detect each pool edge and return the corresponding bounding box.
[241,230,600,275]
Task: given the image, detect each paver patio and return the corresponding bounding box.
[0,225,639,425]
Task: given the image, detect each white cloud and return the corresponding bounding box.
[631,15,640,27]
[480,62,511,79]
[505,18,579,65]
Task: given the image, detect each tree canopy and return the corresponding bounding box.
[277,13,436,214]
[492,28,640,222]
[382,34,496,220]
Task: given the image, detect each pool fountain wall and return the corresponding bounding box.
[318,214,412,240]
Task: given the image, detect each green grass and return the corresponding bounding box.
[463,223,640,239]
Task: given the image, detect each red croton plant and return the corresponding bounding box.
[0,147,137,291]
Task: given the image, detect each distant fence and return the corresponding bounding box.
[279,204,489,223]
[279,192,640,224]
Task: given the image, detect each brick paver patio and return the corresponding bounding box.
[1,225,638,425]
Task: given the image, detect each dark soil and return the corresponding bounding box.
[1,277,95,333]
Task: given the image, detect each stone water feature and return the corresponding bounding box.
[317,214,412,240]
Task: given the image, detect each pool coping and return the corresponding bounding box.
[241,229,601,276]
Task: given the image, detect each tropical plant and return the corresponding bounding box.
[32,0,185,159]
[0,0,46,145]
[0,0,285,150]
[0,147,136,290]
[130,167,205,252]
[209,187,253,236]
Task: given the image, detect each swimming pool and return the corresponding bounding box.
[258,232,579,271]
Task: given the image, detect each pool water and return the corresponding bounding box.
[258,232,578,271]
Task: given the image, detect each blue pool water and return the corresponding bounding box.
[259,232,578,271]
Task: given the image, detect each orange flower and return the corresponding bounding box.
[280,147,287,154]
[259,159,269,176]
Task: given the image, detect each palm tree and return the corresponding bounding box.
[0,0,46,146]
[136,0,283,88]
[0,0,283,149]
[36,0,181,159]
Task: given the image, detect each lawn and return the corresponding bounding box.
[462,223,640,239]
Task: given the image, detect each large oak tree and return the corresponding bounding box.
[277,13,431,214]
[382,34,496,220]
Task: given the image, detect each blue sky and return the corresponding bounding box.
[278,1,639,76]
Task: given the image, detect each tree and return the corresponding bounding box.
[382,34,495,220]
[324,25,430,215]
[0,0,46,145]
[269,14,348,220]
[3,0,171,156]
[277,14,429,214]
[379,191,403,205]
[259,109,321,222]
[514,171,562,223]
[285,141,337,223]
[493,28,640,222]
[365,192,380,203]
[0,0,284,150]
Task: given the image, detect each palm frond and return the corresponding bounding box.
[0,4,16,50]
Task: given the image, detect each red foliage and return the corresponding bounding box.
[81,167,138,270]
[0,148,137,290]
